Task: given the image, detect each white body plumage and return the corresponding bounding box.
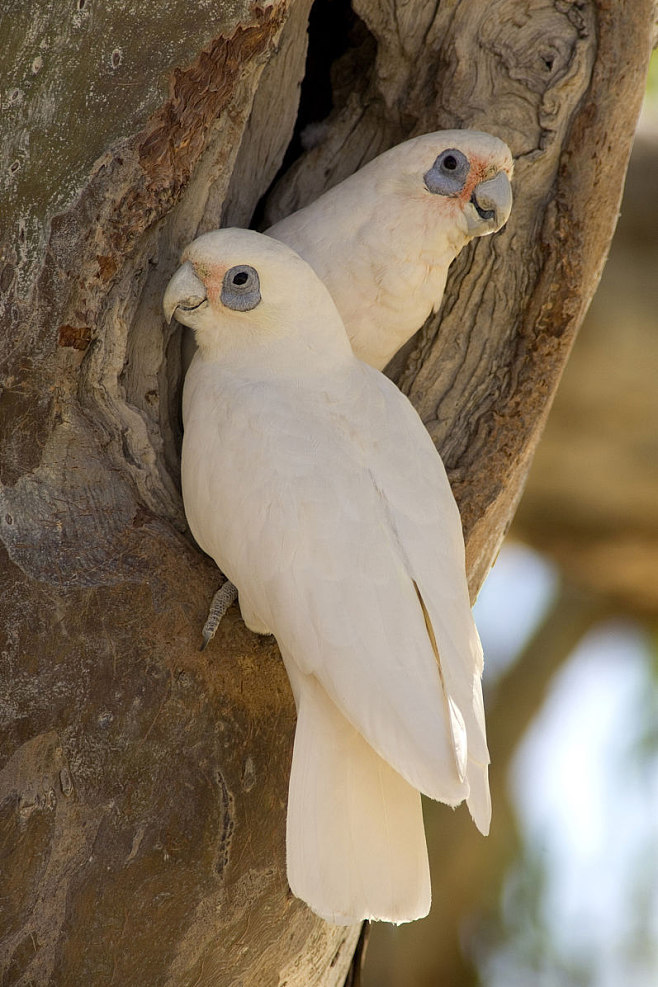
[165,229,490,925]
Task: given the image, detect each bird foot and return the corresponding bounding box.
[200,580,239,651]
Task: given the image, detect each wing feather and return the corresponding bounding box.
[182,357,488,824]
[363,368,491,833]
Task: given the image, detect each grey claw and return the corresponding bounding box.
[200,580,239,650]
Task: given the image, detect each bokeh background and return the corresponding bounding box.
[363,53,658,987]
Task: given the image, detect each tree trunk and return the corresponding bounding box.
[0,1,654,984]
[512,134,658,616]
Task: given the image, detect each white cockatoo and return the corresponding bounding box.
[179,130,513,646]
[267,129,513,369]
[164,228,490,926]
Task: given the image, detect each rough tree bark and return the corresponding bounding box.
[513,135,658,616]
[0,1,654,984]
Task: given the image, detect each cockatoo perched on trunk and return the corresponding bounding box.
[267,129,513,370]
[181,130,513,647]
[164,228,490,926]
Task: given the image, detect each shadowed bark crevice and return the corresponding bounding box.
[1,1,656,983]
[261,0,377,213]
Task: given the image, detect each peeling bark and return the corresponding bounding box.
[0,1,655,984]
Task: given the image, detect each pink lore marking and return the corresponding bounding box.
[459,154,495,204]
[182,249,227,306]
[204,267,227,307]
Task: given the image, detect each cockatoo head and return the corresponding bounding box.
[375,129,513,242]
[163,228,350,360]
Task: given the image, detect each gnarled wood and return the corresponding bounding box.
[0,1,655,983]
[513,135,658,615]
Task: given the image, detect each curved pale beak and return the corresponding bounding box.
[163,261,207,324]
[466,171,513,236]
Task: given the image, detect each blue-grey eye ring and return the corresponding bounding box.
[423,149,470,197]
[221,265,261,311]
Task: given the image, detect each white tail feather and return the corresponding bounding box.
[287,675,431,925]
[466,760,491,836]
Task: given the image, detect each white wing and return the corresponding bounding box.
[361,367,491,832]
[182,357,487,821]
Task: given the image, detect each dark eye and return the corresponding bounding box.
[424,148,470,197]
[221,264,261,312]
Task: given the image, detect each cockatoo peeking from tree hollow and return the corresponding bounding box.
[164,228,490,926]
[267,129,513,370]
[178,130,513,647]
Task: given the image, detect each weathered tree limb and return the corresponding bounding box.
[267,0,655,595]
[513,135,658,615]
[0,1,654,984]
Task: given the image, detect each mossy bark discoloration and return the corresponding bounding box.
[0,0,655,983]
[1,2,360,983]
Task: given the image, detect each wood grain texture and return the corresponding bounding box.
[0,0,655,984]
[265,0,655,596]
[514,135,658,616]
